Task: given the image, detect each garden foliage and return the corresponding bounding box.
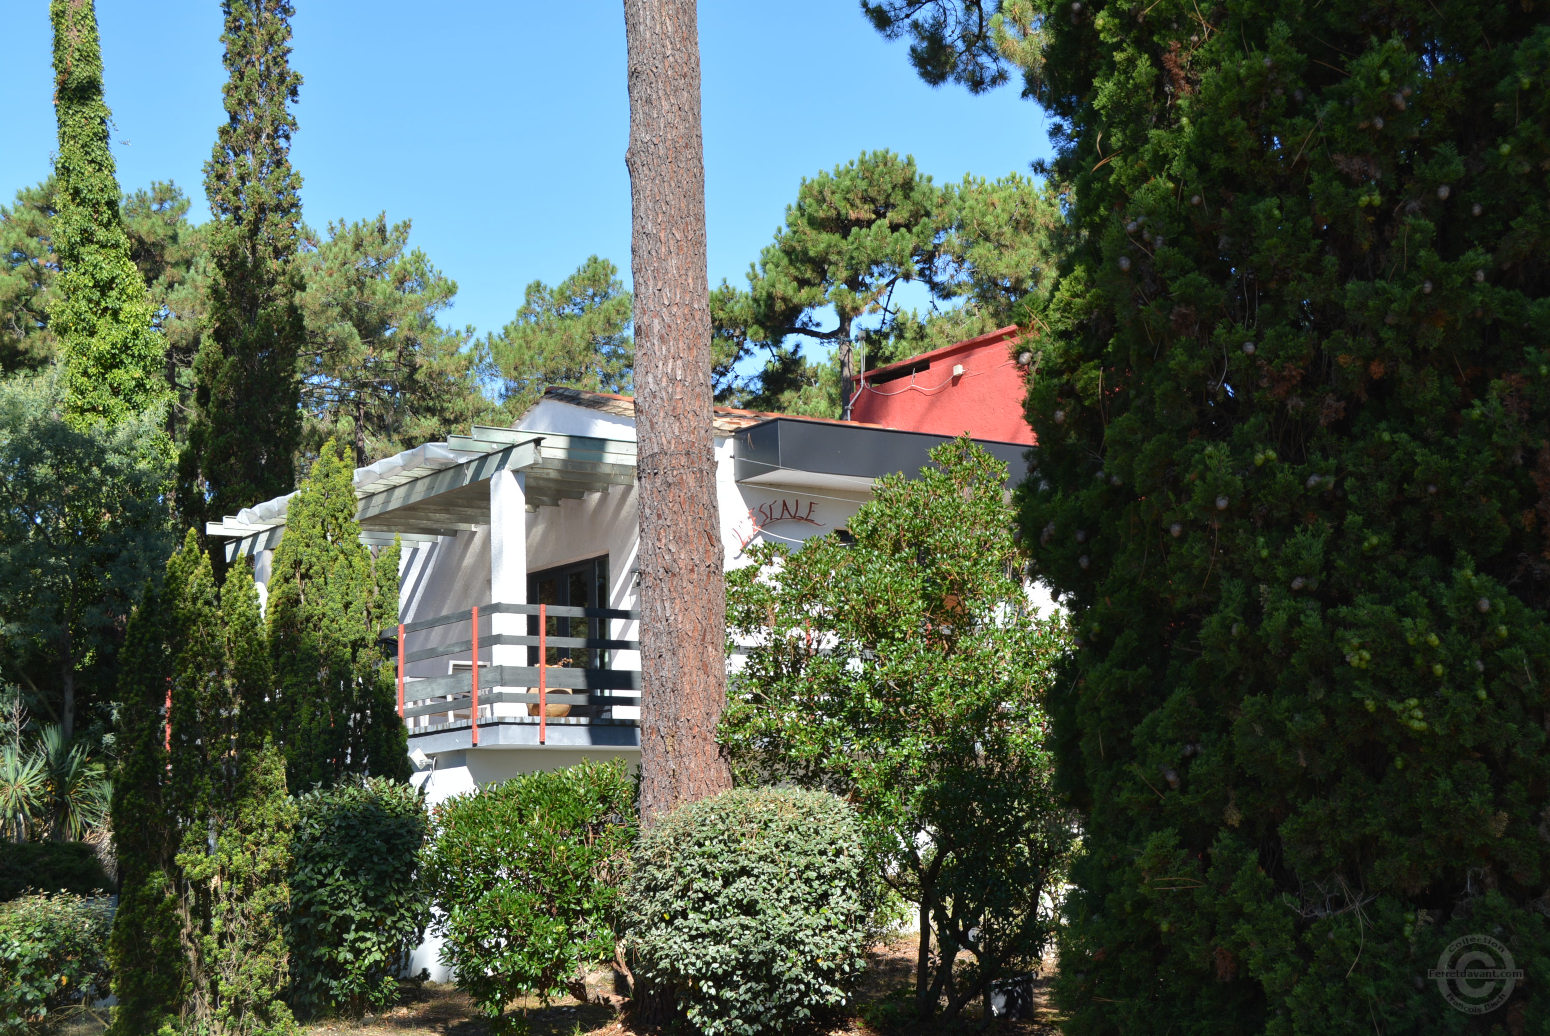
[0,892,113,1034]
[422,760,635,1031]
[864,0,1550,1029]
[0,371,172,746]
[107,579,183,1035]
[0,841,108,901]
[288,777,430,1019]
[623,787,871,1036]
[722,438,1073,1021]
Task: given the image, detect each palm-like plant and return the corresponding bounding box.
[36,724,109,841]
[0,739,47,841]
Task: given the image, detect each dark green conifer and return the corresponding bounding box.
[181,0,305,528]
[267,441,407,790]
[112,536,298,1033]
[946,0,1550,1029]
[47,0,165,425]
[107,581,184,1035]
[186,557,297,1034]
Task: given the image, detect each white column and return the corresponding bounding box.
[489,469,527,673]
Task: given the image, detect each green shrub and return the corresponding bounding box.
[723,439,1075,1022]
[422,760,635,1031]
[623,787,871,1036]
[288,777,430,1019]
[0,892,113,1033]
[0,841,110,901]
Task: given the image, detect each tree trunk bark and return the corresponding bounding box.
[623,0,733,831]
[61,632,75,746]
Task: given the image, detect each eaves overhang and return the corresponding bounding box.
[206,426,637,560]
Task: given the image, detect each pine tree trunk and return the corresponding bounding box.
[623,0,732,832]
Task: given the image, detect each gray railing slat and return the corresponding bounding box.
[385,601,640,639]
[402,688,642,719]
[401,666,641,702]
[402,633,637,664]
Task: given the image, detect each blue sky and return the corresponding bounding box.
[3,1,1053,345]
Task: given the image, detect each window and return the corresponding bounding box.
[528,555,611,671]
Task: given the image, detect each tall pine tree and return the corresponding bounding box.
[47,0,166,425]
[713,152,1060,415]
[266,440,407,791]
[296,215,491,466]
[486,255,633,419]
[874,0,1550,1030]
[182,0,305,529]
[624,0,735,828]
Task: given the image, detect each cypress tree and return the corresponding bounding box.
[267,440,407,790]
[47,0,166,425]
[169,532,298,1034]
[181,0,305,528]
[111,535,298,1033]
[963,0,1550,1029]
[107,581,184,1035]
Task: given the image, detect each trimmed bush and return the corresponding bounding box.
[623,787,871,1036]
[288,777,430,1019]
[422,760,635,1031]
[0,892,113,1033]
[0,841,110,901]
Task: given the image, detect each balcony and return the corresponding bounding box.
[386,601,642,755]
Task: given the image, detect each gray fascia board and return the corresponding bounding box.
[732,418,1034,486]
[356,440,539,522]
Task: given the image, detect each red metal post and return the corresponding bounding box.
[396,622,405,719]
[538,603,547,745]
[470,605,480,746]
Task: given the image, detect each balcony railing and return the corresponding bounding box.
[384,601,641,749]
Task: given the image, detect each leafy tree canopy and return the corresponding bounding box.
[487,254,632,419]
[717,150,1060,415]
[0,182,59,377]
[0,371,171,743]
[861,0,1012,94]
[297,214,492,468]
[0,179,208,396]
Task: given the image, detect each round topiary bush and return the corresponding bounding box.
[623,787,870,1036]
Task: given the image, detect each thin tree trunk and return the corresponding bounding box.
[623,0,733,832]
[916,887,933,1018]
[61,633,75,746]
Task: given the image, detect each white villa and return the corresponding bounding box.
[205,385,1035,808]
